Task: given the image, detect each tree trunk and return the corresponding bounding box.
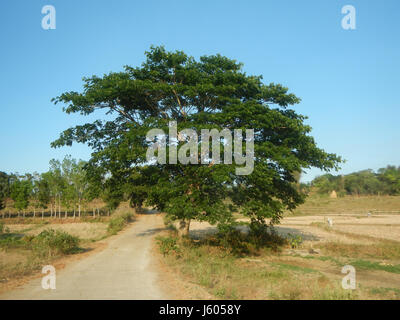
[177,219,191,237]
[184,219,191,237]
[33,208,36,218]
[93,208,95,218]
[42,210,44,219]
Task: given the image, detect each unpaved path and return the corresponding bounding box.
[0,214,168,300]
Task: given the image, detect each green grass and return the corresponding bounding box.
[368,287,400,299]
[351,259,400,274]
[274,262,318,274]
[107,212,134,235]
[312,286,359,300]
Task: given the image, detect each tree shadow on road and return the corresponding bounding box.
[136,227,165,237]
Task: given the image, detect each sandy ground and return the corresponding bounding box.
[0,214,170,300]
[189,214,400,245]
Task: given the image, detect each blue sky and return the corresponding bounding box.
[0,0,399,182]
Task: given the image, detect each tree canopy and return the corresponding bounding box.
[52,46,342,233]
[311,166,400,196]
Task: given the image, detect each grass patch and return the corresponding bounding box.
[107,212,134,235]
[317,241,400,260]
[156,231,364,299]
[274,262,318,274]
[368,287,400,299]
[351,259,400,274]
[312,285,358,300]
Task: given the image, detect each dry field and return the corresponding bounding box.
[162,196,400,300]
[5,222,108,241]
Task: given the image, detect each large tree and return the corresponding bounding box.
[52,46,341,235]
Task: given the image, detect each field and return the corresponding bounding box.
[158,195,400,300]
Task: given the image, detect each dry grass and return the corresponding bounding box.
[6,223,108,241]
[158,195,400,300]
[289,195,400,216]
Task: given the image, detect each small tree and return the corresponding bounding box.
[10,178,32,217]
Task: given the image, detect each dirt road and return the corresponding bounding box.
[0,214,168,300]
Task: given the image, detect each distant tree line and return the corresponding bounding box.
[0,156,121,218]
[308,165,400,196]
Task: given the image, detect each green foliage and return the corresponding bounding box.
[286,233,303,248]
[51,46,341,231]
[0,229,79,257]
[156,236,181,256]
[10,178,32,212]
[30,229,80,257]
[215,221,287,256]
[311,166,400,196]
[107,212,133,235]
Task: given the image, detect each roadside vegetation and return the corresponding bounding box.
[157,229,359,300]
[107,212,134,235]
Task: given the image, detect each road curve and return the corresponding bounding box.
[1,214,168,300]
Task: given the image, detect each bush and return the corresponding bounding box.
[215,221,287,256]
[0,234,24,250]
[107,212,133,235]
[156,236,181,257]
[31,229,80,257]
[286,233,303,249]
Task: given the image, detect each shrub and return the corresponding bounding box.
[107,212,133,235]
[286,233,303,249]
[0,234,24,250]
[156,236,181,257]
[215,222,287,256]
[31,229,80,257]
